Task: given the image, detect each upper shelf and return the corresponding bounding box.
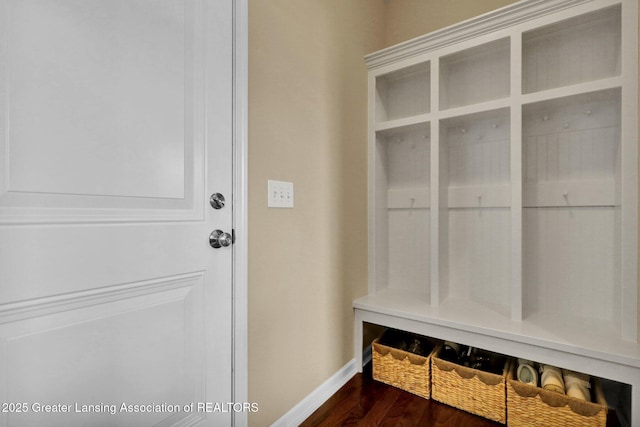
[373,3,623,125]
[439,38,510,110]
[375,61,430,123]
[522,5,621,94]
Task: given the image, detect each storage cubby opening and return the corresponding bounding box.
[375,62,430,123]
[522,206,620,326]
[439,38,510,110]
[382,124,431,208]
[360,322,632,427]
[522,89,621,208]
[444,209,512,317]
[374,124,431,297]
[441,109,511,208]
[438,110,511,317]
[601,378,632,427]
[522,89,622,334]
[522,5,621,94]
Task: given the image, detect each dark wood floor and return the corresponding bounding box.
[300,363,503,427]
[300,363,622,427]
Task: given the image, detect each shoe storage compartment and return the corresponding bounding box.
[431,347,511,424]
[372,329,439,399]
[362,324,630,425]
[507,365,608,427]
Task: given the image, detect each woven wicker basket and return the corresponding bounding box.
[506,365,608,427]
[431,353,511,424]
[372,337,438,399]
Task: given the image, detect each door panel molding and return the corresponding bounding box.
[0,0,205,225]
[0,271,204,324]
[0,272,205,426]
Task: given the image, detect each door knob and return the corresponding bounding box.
[210,230,233,248]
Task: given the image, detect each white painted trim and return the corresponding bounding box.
[362,344,373,367]
[270,359,358,427]
[365,0,613,69]
[620,0,638,341]
[232,0,249,426]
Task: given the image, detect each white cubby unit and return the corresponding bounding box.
[355,0,639,425]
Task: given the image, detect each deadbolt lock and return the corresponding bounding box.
[210,193,226,210]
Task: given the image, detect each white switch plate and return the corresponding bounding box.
[268,180,294,208]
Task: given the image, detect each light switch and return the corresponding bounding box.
[268,180,294,208]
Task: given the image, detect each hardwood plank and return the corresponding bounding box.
[300,363,623,427]
[340,378,394,426]
[378,390,429,427]
[353,383,401,426]
[300,378,364,426]
[429,403,500,427]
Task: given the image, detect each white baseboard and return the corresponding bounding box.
[270,358,357,427]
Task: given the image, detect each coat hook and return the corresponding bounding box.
[563,123,570,129]
[585,109,592,116]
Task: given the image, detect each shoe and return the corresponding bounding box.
[540,365,564,394]
[517,359,538,386]
[563,370,591,401]
[440,341,462,362]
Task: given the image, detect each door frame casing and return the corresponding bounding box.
[232,1,249,426]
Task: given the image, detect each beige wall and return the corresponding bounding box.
[385,0,518,46]
[248,1,639,425]
[248,2,385,425]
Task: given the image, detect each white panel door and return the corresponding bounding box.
[0,1,234,426]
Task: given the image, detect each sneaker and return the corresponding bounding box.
[563,370,591,401]
[540,365,564,394]
[517,359,538,386]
